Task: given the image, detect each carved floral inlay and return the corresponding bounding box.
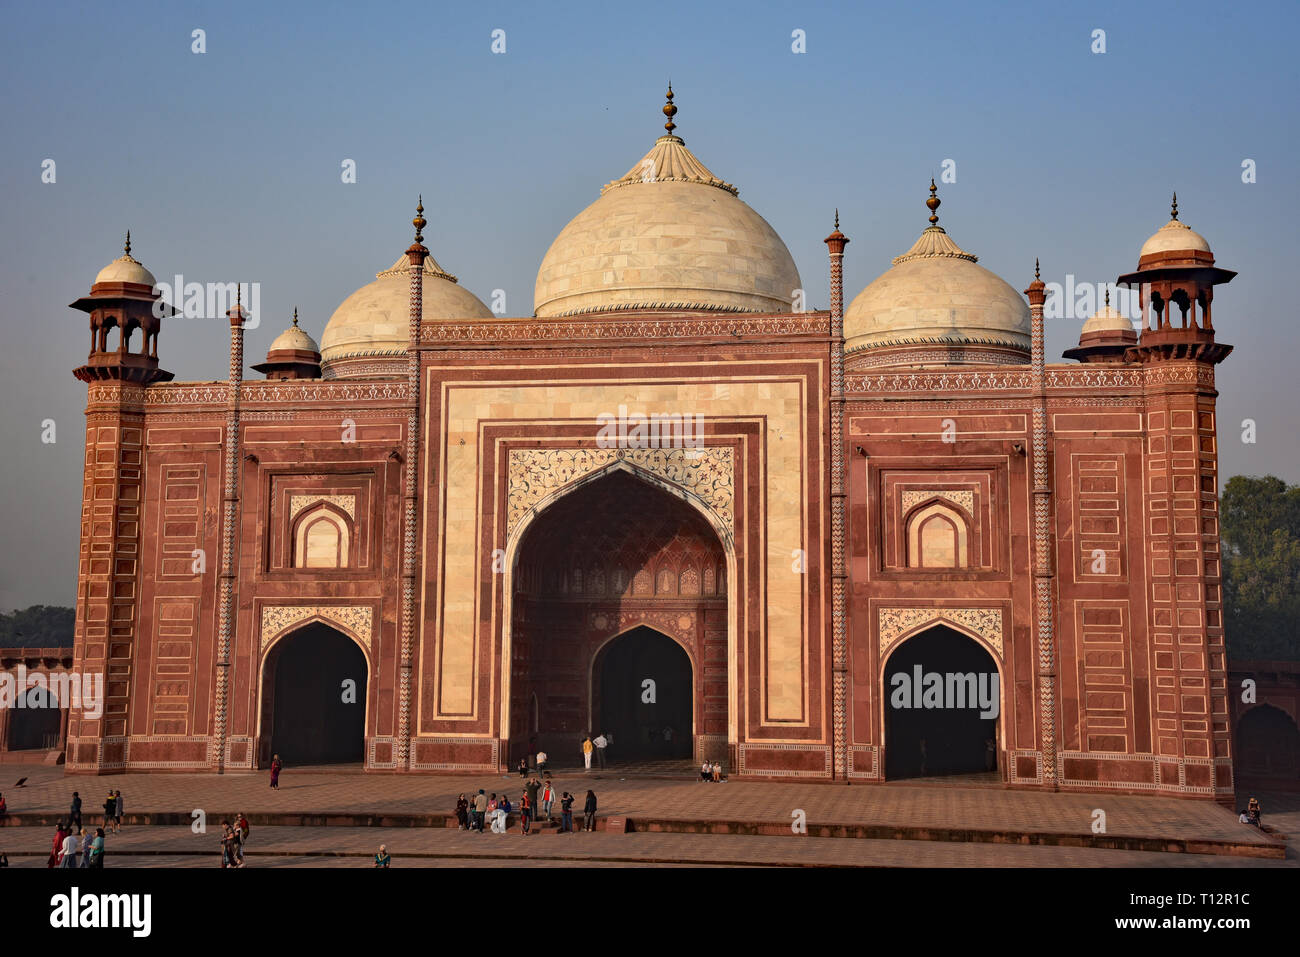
[289,494,357,522]
[507,447,734,541]
[260,605,374,653]
[878,607,1003,657]
[900,489,974,515]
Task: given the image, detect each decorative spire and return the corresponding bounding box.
[662,84,677,136]
[1170,191,1178,221]
[1035,257,1040,280]
[926,178,941,226]
[291,307,299,327]
[1104,287,1110,308]
[834,208,840,231]
[124,230,132,257]
[236,282,241,307]
[413,195,426,244]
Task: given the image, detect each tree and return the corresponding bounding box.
[1221,476,1300,661]
[0,605,75,647]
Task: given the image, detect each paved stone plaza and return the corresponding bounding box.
[0,765,1291,867]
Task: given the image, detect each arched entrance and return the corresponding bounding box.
[1235,704,1299,783]
[508,469,726,768]
[884,624,1001,780]
[6,686,62,751]
[260,622,367,766]
[593,626,693,761]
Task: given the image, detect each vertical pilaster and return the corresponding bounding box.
[1026,264,1058,787]
[399,200,428,770]
[825,214,849,780]
[213,290,246,773]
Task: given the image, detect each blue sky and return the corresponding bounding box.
[1,0,1297,607]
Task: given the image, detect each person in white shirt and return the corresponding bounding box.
[701,761,712,782]
[60,832,80,868]
[536,750,548,773]
[593,733,608,769]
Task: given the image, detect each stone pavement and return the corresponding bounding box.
[0,764,1284,862]
[2,824,1291,869]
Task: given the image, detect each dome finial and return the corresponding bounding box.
[292,307,299,327]
[1104,286,1110,308]
[663,84,677,136]
[834,208,840,230]
[1170,191,1178,221]
[926,178,941,225]
[1035,257,1040,280]
[124,230,132,257]
[413,194,426,244]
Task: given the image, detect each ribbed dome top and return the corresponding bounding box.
[844,211,1030,361]
[320,253,493,368]
[534,128,800,318]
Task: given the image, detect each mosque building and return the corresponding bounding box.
[61,90,1237,799]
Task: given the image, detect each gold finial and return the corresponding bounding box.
[413,195,426,244]
[926,178,941,225]
[292,307,299,327]
[663,84,677,136]
[1170,191,1178,220]
[124,230,132,257]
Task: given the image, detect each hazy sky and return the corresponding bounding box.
[2,0,1297,610]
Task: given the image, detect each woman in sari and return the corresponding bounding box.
[269,754,283,790]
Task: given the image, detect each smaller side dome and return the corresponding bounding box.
[1137,193,1213,264]
[1063,290,1136,364]
[253,309,322,380]
[94,231,156,287]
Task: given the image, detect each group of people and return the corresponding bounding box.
[580,732,610,770]
[1239,796,1264,828]
[220,815,251,868]
[100,789,124,833]
[457,777,598,834]
[47,820,105,868]
[699,761,725,782]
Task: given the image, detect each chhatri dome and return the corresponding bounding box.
[843,182,1031,365]
[94,231,156,287]
[319,205,493,374]
[534,87,801,318]
[1137,192,1213,260]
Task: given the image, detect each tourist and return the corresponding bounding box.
[526,776,541,819]
[80,827,93,868]
[540,780,555,822]
[521,791,533,835]
[582,735,593,770]
[60,828,79,868]
[70,791,82,830]
[700,761,711,782]
[374,844,391,867]
[90,828,105,868]
[1248,796,1262,827]
[536,749,548,774]
[113,789,124,830]
[103,792,117,833]
[236,812,250,844]
[473,789,487,832]
[231,822,245,867]
[270,754,283,789]
[219,823,234,869]
[711,761,721,783]
[583,790,597,831]
[518,757,528,777]
[455,793,469,830]
[48,822,67,868]
[559,791,575,833]
[1238,809,1251,824]
[593,732,608,769]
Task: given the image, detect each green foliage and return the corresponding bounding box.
[0,605,75,647]
[1221,476,1300,661]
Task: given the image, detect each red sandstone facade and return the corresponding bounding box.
[60,182,1240,803]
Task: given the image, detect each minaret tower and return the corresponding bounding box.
[1119,196,1237,801]
[66,235,175,772]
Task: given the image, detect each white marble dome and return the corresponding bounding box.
[1138,219,1212,259]
[534,126,801,318]
[94,236,156,287]
[267,315,319,354]
[320,254,493,367]
[1081,297,1136,336]
[844,203,1030,359]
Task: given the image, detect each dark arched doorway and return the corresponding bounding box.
[1235,705,1299,783]
[6,686,63,751]
[262,623,367,766]
[509,468,726,768]
[594,626,693,761]
[884,625,1001,780]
